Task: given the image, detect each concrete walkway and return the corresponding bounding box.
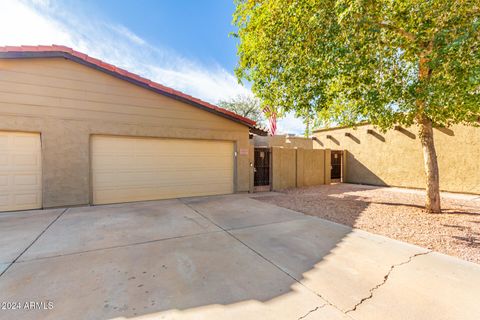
[0,194,478,320]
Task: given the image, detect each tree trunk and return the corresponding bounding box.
[418,116,441,213]
[416,42,440,213]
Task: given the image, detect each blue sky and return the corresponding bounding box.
[77,0,240,71]
[0,0,306,134]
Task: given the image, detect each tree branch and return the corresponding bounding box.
[377,21,416,42]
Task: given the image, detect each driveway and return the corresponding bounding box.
[0,193,479,320]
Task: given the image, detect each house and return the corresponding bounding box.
[0,45,257,211]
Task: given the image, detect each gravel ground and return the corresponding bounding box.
[256,183,480,264]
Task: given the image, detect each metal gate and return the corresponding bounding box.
[331,150,343,180]
[254,148,270,190]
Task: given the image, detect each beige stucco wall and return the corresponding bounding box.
[324,149,332,185]
[313,124,480,194]
[0,58,251,207]
[271,147,297,190]
[297,149,325,187]
[271,147,327,190]
[253,135,314,149]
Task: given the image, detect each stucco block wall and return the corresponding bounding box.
[271,147,327,190]
[297,149,325,187]
[313,124,480,194]
[0,58,251,207]
[271,147,297,190]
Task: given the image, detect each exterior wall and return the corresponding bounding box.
[271,147,327,190]
[253,135,314,149]
[324,149,332,185]
[297,149,325,187]
[0,58,251,207]
[313,124,480,194]
[271,147,297,190]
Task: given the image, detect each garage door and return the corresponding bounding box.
[0,132,42,211]
[91,136,234,204]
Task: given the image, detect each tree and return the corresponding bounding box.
[233,0,479,213]
[218,94,265,123]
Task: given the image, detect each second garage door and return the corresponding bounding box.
[0,131,42,212]
[91,136,234,204]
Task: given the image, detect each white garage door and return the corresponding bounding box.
[0,132,42,211]
[91,136,234,205]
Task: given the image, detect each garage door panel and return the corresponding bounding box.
[93,155,132,169]
[11,135,38,147]
[12,154,40,167]
[94,182,233,204]
[0,132,42,211]
[0,136,7,148]
[91,136,234,204]
[14,174,41,186]
[93,155,232,169]
[94,170,232,188]
[13,193,40,206]
[0,175,7,186]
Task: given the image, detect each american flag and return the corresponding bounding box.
[263,105,277,135]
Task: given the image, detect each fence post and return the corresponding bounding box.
[271,147,279,190]
[249,144,254,192]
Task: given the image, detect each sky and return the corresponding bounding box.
[0,0,306,134]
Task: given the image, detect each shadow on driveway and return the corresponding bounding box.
[0,191,479,320]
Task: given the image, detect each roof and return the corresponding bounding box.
[0,45,256,127]
[250,124,269,136]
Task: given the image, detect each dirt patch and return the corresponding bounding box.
[256,183,480,264]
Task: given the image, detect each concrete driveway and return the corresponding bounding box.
[0,193,479,320]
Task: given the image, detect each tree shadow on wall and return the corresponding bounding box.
[344,151,388,187]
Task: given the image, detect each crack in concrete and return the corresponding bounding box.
[298,305,323,320]
[346,250,432,314]
[181,200,348,317]
[311,291,348,317]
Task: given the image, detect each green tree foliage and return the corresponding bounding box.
[234,0,479,212]
[218,94,266,123]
